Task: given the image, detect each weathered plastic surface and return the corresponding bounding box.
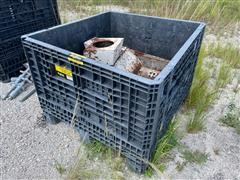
[22,12,205,172]
[0,37,25,81]
[0,0,59,32]
[0,0,60,81]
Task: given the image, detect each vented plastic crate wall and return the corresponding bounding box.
[0,0,59,32]
[0,0,60,81]
[22,12,205,173]
[0,37,25,81]
[0,0,60,40]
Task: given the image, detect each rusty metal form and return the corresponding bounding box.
[115,47,143,74]
[84,37,123,65]
[138,67,160,79]
[83,37,170,80]
[132,49,169,79]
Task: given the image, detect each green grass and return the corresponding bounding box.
[207,44,240,69]
[66,146,102,180]
[185,46,214,110]
[86,140,111,159]
[66,141,121,179]
[185,43,239,133]
[176,161,187,172]
[186,111,205,134]
[182,150,208,164]
[145,118,178,176]
[86,140,125,179]
[185,46,217,133]
[54,161,66,176]
[174,148,208,171]
[127,0,240,25]
[206,43,240,90]
[214,62,232,90]
[219,103,240,135]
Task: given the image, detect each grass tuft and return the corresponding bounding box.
[176,161,187,172]
[185,46,217,133]
[219,103,240,134]
[185,46,215,110]
[128,0,240,26]
[207,44,240,69]
[214,62,232,90]
[86,140,111,159]
[182,150,208,164]
[186,111,205,133]
[185,43,238,134]
[54,161,66,176]
[86,140,126,179]
[145,118,178,175]
[66,146,101,180]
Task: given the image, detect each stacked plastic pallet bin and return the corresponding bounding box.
[0,0,60,81]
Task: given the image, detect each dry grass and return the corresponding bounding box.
[58,0,240,34]
[67,141,126,179]
[66,145,102,179]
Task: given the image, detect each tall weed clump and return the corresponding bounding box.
[145,118,178,176]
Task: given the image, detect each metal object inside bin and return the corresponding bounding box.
[84,37,123,65]
[114,47,142,74]
[138,67,160,79]
[84,37,169,79]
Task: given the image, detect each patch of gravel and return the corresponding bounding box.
[59,5,129,23]
[164,72,240,179]
[95,5,129,13]
[0,83,81,179]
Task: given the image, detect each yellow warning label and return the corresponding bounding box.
[68,52,85,65]
[55,65,72,77]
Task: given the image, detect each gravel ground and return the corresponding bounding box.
[0,83,81,179]
[164,78,240,179]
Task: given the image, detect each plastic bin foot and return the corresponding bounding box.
[43,112,60,124]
